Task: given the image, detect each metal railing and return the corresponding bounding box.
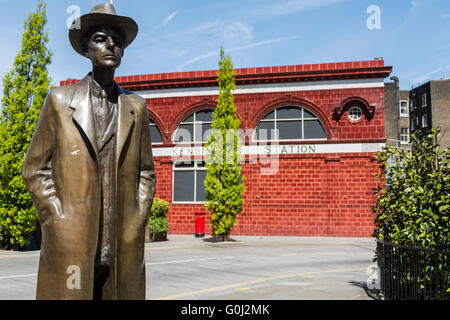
[376,239,450,300]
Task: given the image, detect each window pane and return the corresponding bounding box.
[255,121,275,140]
[194,123,213,142]
[150,126,162,143]
[303,109,317,119]
[277,106,302,119]
[304,120,326,139]
[262,110,274,120]
[196,109,213,122]
[196,171,207,202]
[278,120,302,140]
[174,171,195,202]
[174,124,193,142]
[182,114,194,123]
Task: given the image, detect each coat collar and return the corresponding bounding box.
[69,73,135,162]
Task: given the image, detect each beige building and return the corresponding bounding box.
[384,79,411,148]
[385,78,450,150]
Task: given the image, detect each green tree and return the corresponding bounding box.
[373,128,449,249]
[0,1,53,248]
[204,48,245,240]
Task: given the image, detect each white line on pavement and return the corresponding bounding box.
[0,273,37,280]
[281,252,374,256]
[146,256,234,265]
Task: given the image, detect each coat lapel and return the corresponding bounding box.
[115,85,135,166]
[69,74,99,159]
[68,75,135,164]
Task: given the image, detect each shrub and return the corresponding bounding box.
[149,198,169,240]
[373,128,449,299]
[372,128,449,249]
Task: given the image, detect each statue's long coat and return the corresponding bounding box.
[22,74,157,300]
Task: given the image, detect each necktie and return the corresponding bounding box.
[99,89,110,121]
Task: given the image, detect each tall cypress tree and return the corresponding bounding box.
[0,1,53,248]
[204,47,245,240]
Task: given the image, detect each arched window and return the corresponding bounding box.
[149,118,163,144]
[254,106,326,141]
[174,109,214,143]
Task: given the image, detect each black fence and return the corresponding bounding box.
[376,239,450,300]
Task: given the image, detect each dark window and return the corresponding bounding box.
[149,118,163,144]
[173,161,207,203]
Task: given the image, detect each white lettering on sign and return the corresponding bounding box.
[264,145,316,155]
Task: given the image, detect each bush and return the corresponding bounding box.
[149,198,169,240]
[373,129,450,299]
[373,128,449,248]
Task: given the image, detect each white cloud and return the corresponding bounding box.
[177,36,297,71]
[411,64,450,84]
[223,22,254,45]
[153,11,178,30]
[251,0,348,19]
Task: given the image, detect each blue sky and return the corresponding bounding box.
[0,0,449,90]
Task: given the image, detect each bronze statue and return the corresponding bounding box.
[22,3,156,300]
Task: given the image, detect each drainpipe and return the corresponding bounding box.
[390,76,400,147]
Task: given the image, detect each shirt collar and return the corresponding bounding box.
[90,75,118,100]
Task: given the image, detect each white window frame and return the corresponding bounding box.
[422,93,427,108]
[399,100,409,117]
[173,109,214,144]
[400,128,409,144]
[253,106,327,142]
[172,160,207,204]
[422,114,428,128]
[348,106,363,121]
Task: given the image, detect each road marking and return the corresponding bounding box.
[0,253,40,259]
[0,273,37,280]
[281,252,374,256]
[146,256,233,266]
[152,267,366,300]
[144,241,375,252]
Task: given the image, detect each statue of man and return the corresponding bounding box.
[22,3,157,300]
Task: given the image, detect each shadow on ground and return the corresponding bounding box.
[202,236,239,243]
[349,281,383,300]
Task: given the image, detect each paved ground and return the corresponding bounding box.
[0,235,378,300]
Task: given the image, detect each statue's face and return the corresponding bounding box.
[84,26,124,70]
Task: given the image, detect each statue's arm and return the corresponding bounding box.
[22,91,63,223]
[137,101,157,220]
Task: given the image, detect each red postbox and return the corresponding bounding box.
[195,211,205,237]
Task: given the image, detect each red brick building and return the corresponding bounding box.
[61,59,392,237]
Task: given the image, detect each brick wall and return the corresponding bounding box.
[61,60,390,238]
[146,87,385,237]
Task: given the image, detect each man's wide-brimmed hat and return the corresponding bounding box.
[69,2,138,56]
